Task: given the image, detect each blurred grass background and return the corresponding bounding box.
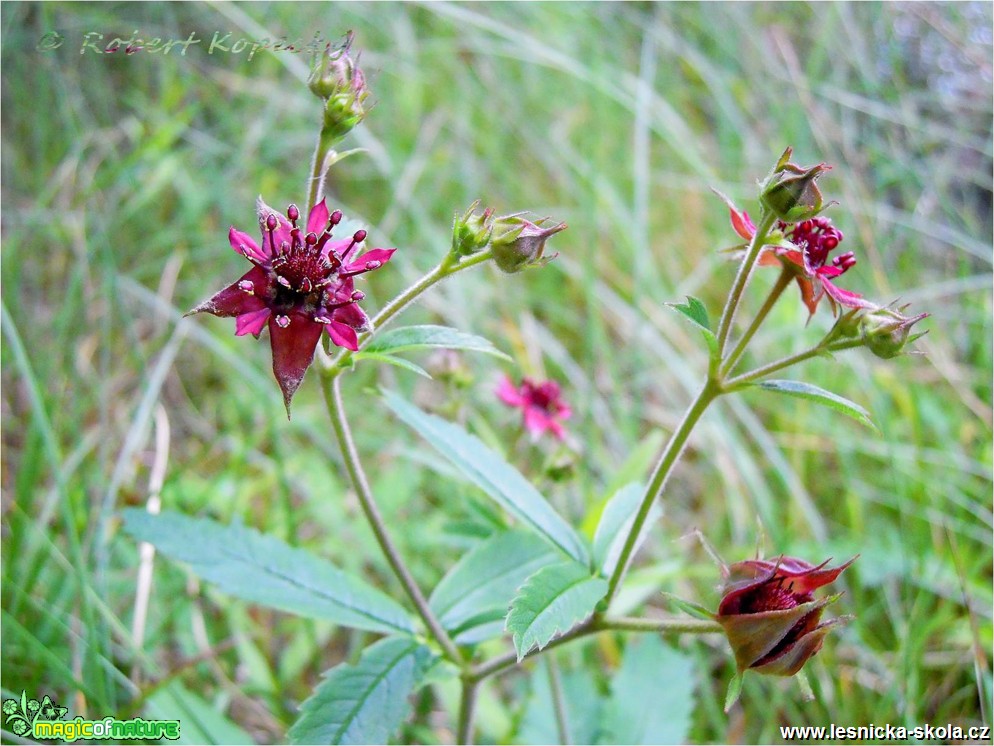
[2,2,991,743]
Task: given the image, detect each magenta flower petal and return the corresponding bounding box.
[256,196,293,248]
[269,314,324,412]
[229,226,269,263]
[189,267,268,317]
[331,301,371,331]
[342,248,397,274]
[236,307,271,337]
[496,376,527,406]
[820,276,874,310]
[523,407,553,439]
[308,198,330,235]
[324,319,359,351]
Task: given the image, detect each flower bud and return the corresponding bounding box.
[490,214,567,273]
[859,306,929,359]
[716,555,855,677]
[451,200,495,257]
[760,149,832,222]
[308,32,369,140]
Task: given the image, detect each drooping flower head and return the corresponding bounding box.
[724,193,872,318]
[497,375,572,441]
[716,555,856,677]
[190,198,395,413]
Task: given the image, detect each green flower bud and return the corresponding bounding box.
[490,214,567,273]
[451,200,495,257]
[860,306,929,359]
[308,32,369,140]
[761,160,831,222]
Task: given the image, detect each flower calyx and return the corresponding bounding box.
[759,147,835,223]
[715,555,856,677]
[490,213,567,273]
[450,200,495,258]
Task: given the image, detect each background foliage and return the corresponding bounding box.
[2,2,991,742]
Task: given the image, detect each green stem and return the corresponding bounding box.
[469,617,721,683]
[546,657,572,745]
[601,616,722,634]
[456,677,478,745]
[725,338,864,389]
[322,376,462,662]
[306,131,335,216]
[602,379,721,608]
[721,266,793,377]
[715,210,779,354]
[328,250,493,375]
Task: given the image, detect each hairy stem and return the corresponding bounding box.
[546,657,572,745]
[725,338,864,388]
[306,131,334,216]
[721,266,794,376]
[603,379,721,607]
[323,376,461,662]
[457,677,478,745]
[715,210,779,354]
[469,617,721,683]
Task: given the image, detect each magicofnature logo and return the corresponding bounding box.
[3,691,180,742]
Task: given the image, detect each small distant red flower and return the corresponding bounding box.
[497,375,572,441]
[716,555,856,677]
[190,197,395,413]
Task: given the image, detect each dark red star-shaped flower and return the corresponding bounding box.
[191,198,394,412]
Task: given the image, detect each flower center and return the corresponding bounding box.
[523,380,561,413]
[273,244,335,294]
[782,217,845,269]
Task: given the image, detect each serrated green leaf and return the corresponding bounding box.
[505,561,608,660]
[288,637,434,745]
[753,379,877,430]
[430,531,561,642]
[146,682,254,745]
[364,325,510,360]
[123,510,415,635]
[383,391,588,563]
[667,296,718,356]
[592,482,661,576]
[667,295,712,331]
[352,351,432,378]
[603,637,698,744]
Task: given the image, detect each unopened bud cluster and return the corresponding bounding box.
[450,202,567,273]
[308,31,369,142]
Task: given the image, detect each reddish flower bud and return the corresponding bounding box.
[716,555,856,677]
[490,214,566,273]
